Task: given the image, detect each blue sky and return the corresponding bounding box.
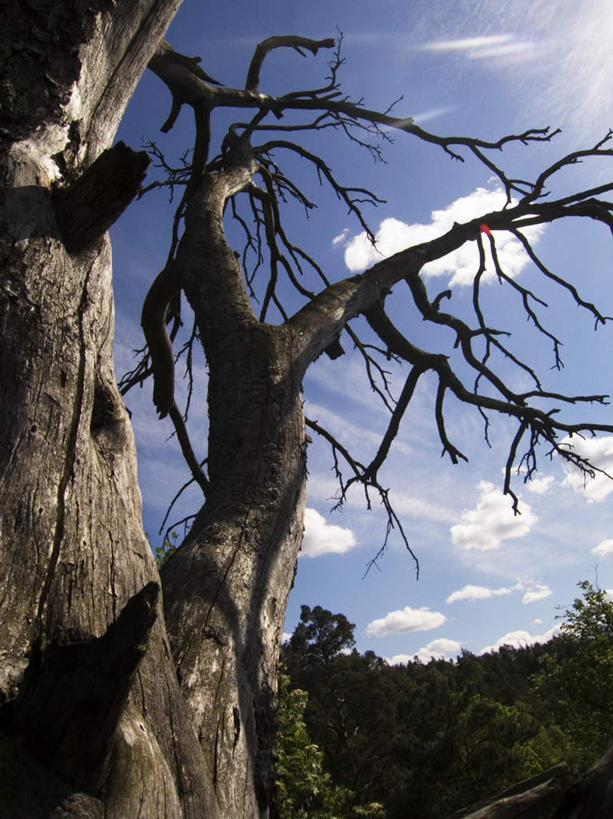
[111,0,613,664]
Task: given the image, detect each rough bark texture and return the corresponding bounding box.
[0,2,219,816]
[450,764,570,819]
[553,744,613,818]
[156,141,309,817]
[0,3,307,816]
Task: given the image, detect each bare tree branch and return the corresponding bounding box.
[245,35,335,92]
[138,32,613,562]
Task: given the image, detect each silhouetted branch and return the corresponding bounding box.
[305,416,419,575]
[140,33,613,550]
[245,36,335,92]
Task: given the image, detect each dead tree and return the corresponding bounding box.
[2,5,613,817]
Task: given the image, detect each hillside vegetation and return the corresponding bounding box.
[277,582,613,817]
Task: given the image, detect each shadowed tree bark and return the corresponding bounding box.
[2,4,613,817]
[0,2,217,816]
[448,763,570,818]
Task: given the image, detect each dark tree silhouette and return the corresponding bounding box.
[2,5,613,816]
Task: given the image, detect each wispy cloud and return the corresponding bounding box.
[300,507,357,558]
[423,34,536,63]
[422,2,613,137]
[446,584,514,604]
[367,606,445,637]
[410,106,454,125]
[424,35,514,53]
[392,492,456,524]
[450,481,537,551]
[521,0,613,135]
[303,400,383,452]
[468,41,534,60]
[332,229,350,247]
[306,360,388,418]
[340,186,543,286]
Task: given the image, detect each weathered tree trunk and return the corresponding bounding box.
[155,150,309,816]
[450,750,613,819]
[160,326,307,814]
[448,763,570,819]
[553,744,613,818]
[0,4,307,816]
[0,2,220,816]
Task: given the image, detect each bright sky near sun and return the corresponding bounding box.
[111,0,613,665]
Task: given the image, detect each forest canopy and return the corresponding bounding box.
[278,582,613,818]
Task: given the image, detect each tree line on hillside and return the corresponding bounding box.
[275,582,613,818]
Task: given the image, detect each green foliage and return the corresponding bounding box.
[288,604,356,666]
[275,675,332,818]
[281,602,578,817]
[275,674,361,818]
[279,586,613,816]
[154,530,178,568]
[532,580,613,774]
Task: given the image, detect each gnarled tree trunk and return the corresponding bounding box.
[0,3,307,816]
[155,132,309,816]
[0,2,220,816]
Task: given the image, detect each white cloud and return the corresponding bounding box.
[560,435,613,503]
[522,583,552,604]
[592,539,613,557]
[446,584,514,604]
[367,606,445,637]
[450,481,537,551]
[386,637,461,665]
[385,653,415,666]
[342,187,543,286]
[416,638,462,663]
[281,632,292,643]
[480,624,560,654]
[446,581,552,605]
[300,508,356,558]
[525,475,555,495]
